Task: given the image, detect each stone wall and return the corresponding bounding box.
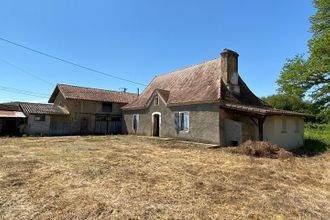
[123,98,221,145]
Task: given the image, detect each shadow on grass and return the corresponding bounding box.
[290,138,329,157]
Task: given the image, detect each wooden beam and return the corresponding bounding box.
[249,117,258,127]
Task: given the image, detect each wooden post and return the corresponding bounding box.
[258,117,266,141]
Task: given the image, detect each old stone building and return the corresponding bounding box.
[19,102,70,136]
[122,49,305,149]
[48,84,138,135]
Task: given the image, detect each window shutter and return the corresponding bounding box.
[184,112,189,130]
[174,113,179,131]
[133,114,140,132]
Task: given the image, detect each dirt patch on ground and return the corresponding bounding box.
[225,140,294,159]
[0,135,329,219]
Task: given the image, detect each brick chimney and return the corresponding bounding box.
[220,49,240,94]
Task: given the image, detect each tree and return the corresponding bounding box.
[277,0,330,122]
[262,94,311,113]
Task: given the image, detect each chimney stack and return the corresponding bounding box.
[220,49,240,94]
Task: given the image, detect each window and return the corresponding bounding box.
[154,96,159,106]
[102,102,112,112]
[35,115,46,121]
[132,114,139,132]
[281,118,287,133]
[294,119,300,133]
[175,112,189,132]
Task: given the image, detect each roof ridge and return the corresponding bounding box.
[19,102,55,105]
[154,57,221,78]
[57,83,138,96]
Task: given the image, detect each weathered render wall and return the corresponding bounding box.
[263,116,304,149]
[53,94,125,134]
[219,109,257,146]
[49,115,70,135]
[26,114,51,135]
[219,109,304,149]
[123,100,221,145]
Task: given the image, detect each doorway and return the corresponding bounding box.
[152,113,160,137]
[80,117,89,134]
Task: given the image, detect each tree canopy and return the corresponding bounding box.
[276,0,329,122]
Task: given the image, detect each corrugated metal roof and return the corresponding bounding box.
[0,110,26,118]
[48,84,138,104]
[19,103,69,115]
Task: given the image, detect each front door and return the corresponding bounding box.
[80,117,89,134]
[153,114,160,137]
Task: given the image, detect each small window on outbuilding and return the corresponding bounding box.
[294,119,300,133]
[175,112,189,132]
[281,118,287,133]
[132,114,139,132]
[102,102,112,112]
[35,115,46,122]
[154,96,159,106]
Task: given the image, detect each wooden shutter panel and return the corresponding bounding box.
[184,112,189,130]
[175,113,179,132]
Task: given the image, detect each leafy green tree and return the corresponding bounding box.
[277,0,330,122]
[277,55,309,98]
[262,94,312,113]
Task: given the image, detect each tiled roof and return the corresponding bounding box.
[20,103,69,115]
[123,58,222,109]
[49,84,138,104]
[123,57,265,110]
[220,102,306,117]
[122,55,304,117]
[0,104,22,112]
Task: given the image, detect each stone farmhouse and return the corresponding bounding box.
[122,49,305,149]
[0,49,305,149]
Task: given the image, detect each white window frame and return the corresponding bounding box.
[132,114,139,133]
[151,112,161,136]
[178,111,189,132]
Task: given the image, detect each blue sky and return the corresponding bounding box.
[0,0,314,103]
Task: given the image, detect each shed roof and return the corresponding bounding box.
[0,104,22,112]
[0,110,26,118]
[48,84,138,104]
[19,103,69,115]
[0,104,26,118]
[220,102,306,117]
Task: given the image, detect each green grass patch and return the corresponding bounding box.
[292,123,329,156]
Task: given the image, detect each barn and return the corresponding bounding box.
[48,84,138,135]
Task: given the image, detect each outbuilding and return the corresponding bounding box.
[0,104,26,136]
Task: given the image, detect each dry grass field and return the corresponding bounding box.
[0,135,329,219]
